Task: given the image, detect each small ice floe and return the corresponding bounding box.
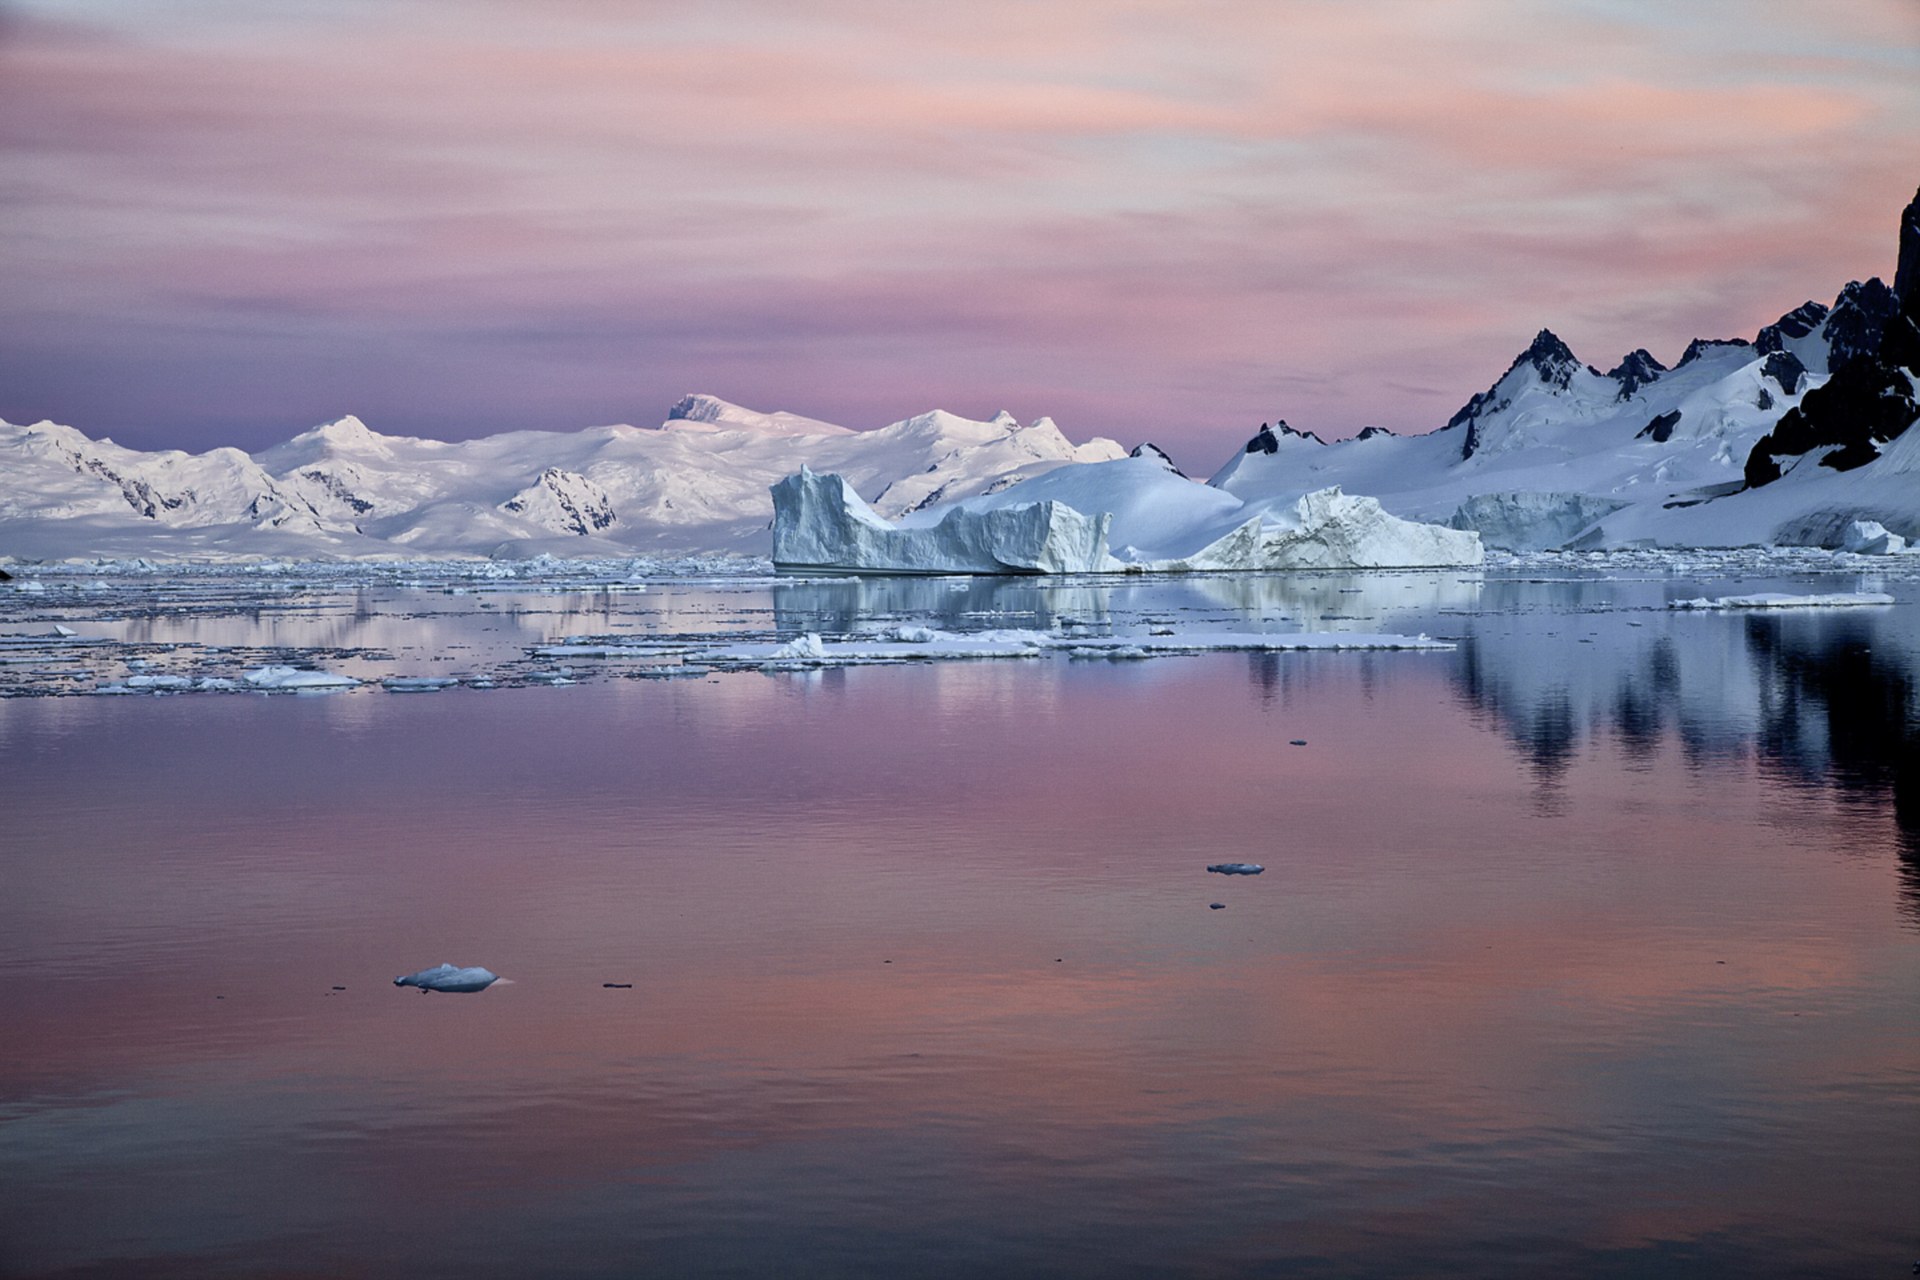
[382,676,459,693]
[44,625,77,638]
[1067,644,1150,660]
[1064,631,1454,654]
[532,644,663,658]
[244,664,360,690]
[1207,863,1265,875]
[1669,592,1895,611]
[393,963,500,993]
[123,674,194,691]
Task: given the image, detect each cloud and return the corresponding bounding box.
[1,0,1915,454]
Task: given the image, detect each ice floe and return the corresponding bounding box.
[244,664,361,690]
[1669,591,1895,610]
[700,626,1453,669]
[393,963,500,993]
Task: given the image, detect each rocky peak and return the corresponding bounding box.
[1242,421,1323,454]
[1606,348,1668,400]
[1675,337,1753,368]
[1823,279,1896,372]
[1885,186,1920,372]
[1443,330,1591,460]
[1520,329,1584,389]
[1129,442,1187,478]
[1755,301,1829,354]
[1894,185,1920,314]
[1355,426,1396,441]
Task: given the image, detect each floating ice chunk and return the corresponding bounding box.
[244,664,361,689]
[708,628,1048,668]
[532,644,670,657]
[393,963,499,993]
[1669,592,1895,610]
[382,676,459,692]
[196,677,239,691]
[124,674,193,690]
[1840,521,1907,555]
[885,624,940,643]
[772,633,828,660]
[1207,863,1265,875]
[14,581,45,593]
[46,625,77,638]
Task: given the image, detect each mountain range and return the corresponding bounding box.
[3,185,1915,562]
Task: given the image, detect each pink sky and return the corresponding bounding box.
[1,0,1916,464]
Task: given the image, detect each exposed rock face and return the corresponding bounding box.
[1755,302,1829,355]
[1637,410,1682,443]
[1825,279,1899,372]
[1745,186,1920,487]
[1243,421,1324,455]
[1355,425,1397,440]
[1128,442,1187,478]
[1676,337,1753,368]
[1760,351,1809,395]
[500,468,618,536]
[1607,348,1669,400]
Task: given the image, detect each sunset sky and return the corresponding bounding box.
[2,0,1916,462]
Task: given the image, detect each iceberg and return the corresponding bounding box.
[770,469,1111,573]
[393,963,500,993]
[770,458,1481,575]
[1840,519,1907,555]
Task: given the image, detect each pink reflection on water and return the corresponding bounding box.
[1,653,1915,1275]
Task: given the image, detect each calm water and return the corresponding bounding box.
[2,565,1917,1277]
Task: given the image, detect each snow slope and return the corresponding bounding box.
[1200,188,1920,550]
[0,399,1124,560]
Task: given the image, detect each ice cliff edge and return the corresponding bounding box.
[770,459,1481,574]
[771,468,1113,573]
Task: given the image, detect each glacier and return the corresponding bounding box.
[770,454,1483,574]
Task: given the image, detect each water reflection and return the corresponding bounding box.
[1743,614,1920,915]
[1444,580,1920,919]
[3,567,1918,1276]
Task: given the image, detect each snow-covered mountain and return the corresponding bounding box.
[6,186,1917,562]
[0,396,1123,560]
[1202,185,1920,550]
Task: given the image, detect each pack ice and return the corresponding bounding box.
[770,456,1482,574]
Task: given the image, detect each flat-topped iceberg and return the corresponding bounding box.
[771,457,1481,575]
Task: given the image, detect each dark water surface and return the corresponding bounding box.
[2,569,1917,1277]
